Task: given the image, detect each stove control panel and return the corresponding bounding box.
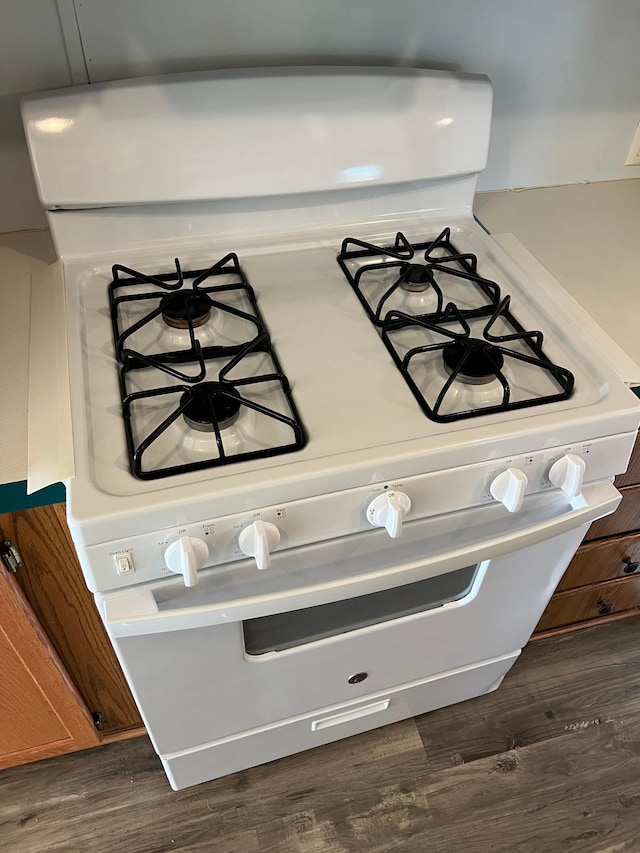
[84,432,633,593]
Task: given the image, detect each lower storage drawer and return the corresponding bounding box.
[535,575,640,633]
[557,531,640,591]
[160,651,519,790]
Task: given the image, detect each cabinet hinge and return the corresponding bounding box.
[1,540,24,573]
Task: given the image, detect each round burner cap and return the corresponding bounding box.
[399,263,434,293]
[442,339,504,385]
[181,382,242,432]
[161,290,212,329]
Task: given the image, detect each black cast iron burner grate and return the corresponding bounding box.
[109,252,268,376]
[380,299,575,423]
[337,227,502,326]
[108,253,307,480]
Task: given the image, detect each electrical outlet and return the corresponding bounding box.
[625,121,640,166]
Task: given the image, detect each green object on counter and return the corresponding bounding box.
[0,480,65,515]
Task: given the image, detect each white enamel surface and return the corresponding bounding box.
[160,654,516,789]
[80,434,631,592]
[101,520,590,756]
[22,70,639,561]
[60,218,640,555]
[22,68,492,209]
[101,481,619,637]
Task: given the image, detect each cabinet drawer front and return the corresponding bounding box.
[616,434,640,488]
[586,485,640,541]
[535,576,640,633]
[557,532,640,591]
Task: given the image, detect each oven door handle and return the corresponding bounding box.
[101,481,621,638]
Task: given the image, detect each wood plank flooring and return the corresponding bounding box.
[2,618,640,853]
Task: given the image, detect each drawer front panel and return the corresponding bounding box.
[161,653,518,790]
[535,576,640,633]
[557,532,640,591]
[586,485,640,541]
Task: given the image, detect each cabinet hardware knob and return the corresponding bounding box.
[597,599,615,616]
[622,557,640,574]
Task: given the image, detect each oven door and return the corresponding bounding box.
[98,481,619,758]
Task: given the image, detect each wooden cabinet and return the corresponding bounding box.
[0,504,142,748]
[534,434,640,637]
[0,557,99,769]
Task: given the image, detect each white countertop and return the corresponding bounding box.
[1,180,639,487]
[474,179,640,368]
[0,230,56,486]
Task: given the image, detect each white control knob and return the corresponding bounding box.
[164,536,208,587]
[549,453,586,499]
[367,491,412,538]
[238,521,281,570]
[490,468,528,513]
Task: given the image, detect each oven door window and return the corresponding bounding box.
[243,564,478,655]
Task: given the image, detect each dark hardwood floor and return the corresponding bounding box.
[2,618,640,853]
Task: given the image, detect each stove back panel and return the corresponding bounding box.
[22,67,492,210]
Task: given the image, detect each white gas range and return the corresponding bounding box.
[23,67,640,790]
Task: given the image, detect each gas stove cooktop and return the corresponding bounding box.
[107,225,579,481]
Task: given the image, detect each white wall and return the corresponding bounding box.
[3,0,640,231]
[1,1,81,232]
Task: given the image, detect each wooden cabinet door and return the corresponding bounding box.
[0,558,100,769]
[0,505,142,735]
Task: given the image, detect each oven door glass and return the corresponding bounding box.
[243,564,478,654]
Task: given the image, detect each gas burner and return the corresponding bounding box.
[380,297,575,422]
[337,227,501,325]
[398,263,434,293]
[181,382,242,432]
[442,338,505,386]
[161,290,212,329]
[109,252,265,368]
